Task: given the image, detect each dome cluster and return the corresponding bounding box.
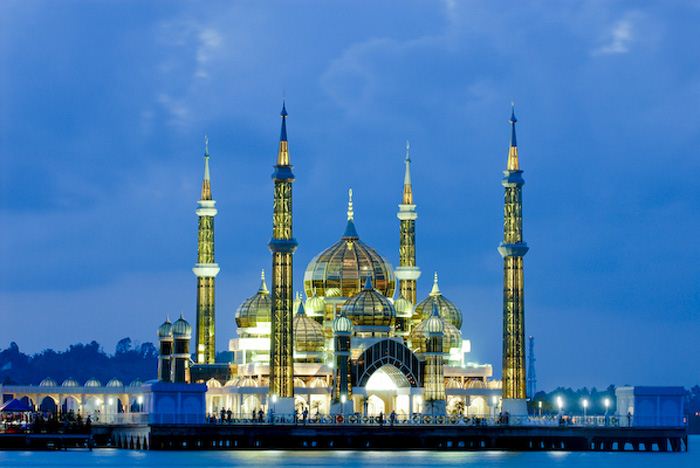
[293,302,324,353]
[340,278,396,328]
[157,314,192,339]
[412,273,462,329]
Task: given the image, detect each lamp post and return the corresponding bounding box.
[538,400,542,418]
[491,396,498,420]
[604,397,610,426]
[137,395,144,413]
[582,398,589,423]
[271,394,278,423]
[340,394,347,420]
[556,396,564,416]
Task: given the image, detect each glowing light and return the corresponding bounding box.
[365,367,400,391]
[491,396,498,405]
[538,401,542,408]
[137,396,144,404]
[271,394,278,403]
[108,398,114,405]
[582,399,589,409]
[604,398,611,409]
[556,396,564,410]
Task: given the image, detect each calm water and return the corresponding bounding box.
[0,436,696,467]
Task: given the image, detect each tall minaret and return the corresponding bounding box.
[396,141,421,305]
[498,105,529,416]
[268,102,297,412]
[527,336,537,398]
[192,136,219,365]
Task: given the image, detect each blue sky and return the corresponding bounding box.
[0,1,698,390]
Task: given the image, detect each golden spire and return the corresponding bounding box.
[277,101,290,166]
[201,134,212,200]
[259,269,269,294]
[507,103,520,171]
[402,140,413,204]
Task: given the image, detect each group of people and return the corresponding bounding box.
[0,410,91,434]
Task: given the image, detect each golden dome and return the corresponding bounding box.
[304,190,395,299]
[304,291,326,316]
[172,314,192,337]
[393,295,414,318]
[340,277,396,327]
[410,303,461,353]
[293,302,325,352]
[332,313,353,334]
[158,318,173,338]
[235,270,271,328]
[413,272,462,329]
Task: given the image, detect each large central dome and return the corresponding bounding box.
[304,189,395,299]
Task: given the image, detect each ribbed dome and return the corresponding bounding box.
[393,295,414,318]
[39,378,56,387]
[413,272,462,329]
[304,291,326,316]
[158,318,173,338]
[106,379,123,387]
[340,277,396,327]
[332,313,353,334]
[84,378,102,387]
[411,317,461,353]
[293,302,325,352]
[235,271,271,328]
[172,315,192,337]
[62,378,79,387]
[128,379,143,388]
[304,190,395,299]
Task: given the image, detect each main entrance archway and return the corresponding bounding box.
[352,339,422,388]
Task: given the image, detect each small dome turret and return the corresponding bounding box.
[340,277,396,327]
[332,312,353,334]
[424,302,445,335]
[393,295,413,318]
[172,314,192,337]
[293,301,325,352]
[106,379,124,387]
[235,270,271,328]
[158,317,173,338]
[39,378,56,387]
[304,290,326,316]
[84,378,102,387]
[61,378,79,387]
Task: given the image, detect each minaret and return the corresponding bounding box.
[395,141,421,307]
[192,136,220,364]
[422,302,447,416]
[497,105,529,416]
[268,102,297,413]
[527,336,537,398]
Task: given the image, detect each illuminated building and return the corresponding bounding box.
[498,105,529,416]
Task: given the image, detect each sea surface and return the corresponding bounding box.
[1,435,697,467]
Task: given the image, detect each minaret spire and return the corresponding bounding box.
[193,135,220,365]
[268,100,297,411]
[403,141,413,204]
[507,103,519,171]
[343,188,359,239]
[277,101,290,166]
[201,134,212,200]
[498,104,529,416]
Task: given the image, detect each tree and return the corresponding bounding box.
[115,338,132,355]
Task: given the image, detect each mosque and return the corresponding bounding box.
[153,102,529,419]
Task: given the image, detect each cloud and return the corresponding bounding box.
[594,15,635,55]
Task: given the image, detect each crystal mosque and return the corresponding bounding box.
[152,102,528,419]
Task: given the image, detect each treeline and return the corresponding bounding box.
[529,385,617,415]
[0,339,157,386]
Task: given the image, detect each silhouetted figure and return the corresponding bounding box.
[390,410,396,426]
[252,409,256,422]
[258,408,264,423]
[302,408,308,425]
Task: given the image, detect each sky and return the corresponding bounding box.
[0,0,698,391]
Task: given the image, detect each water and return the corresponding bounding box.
[1,436,696,467]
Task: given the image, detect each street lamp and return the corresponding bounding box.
[556,396,564,415]
[137,395,144,413]
[491,396,498,419]
[340,394,347,418]
[538,400,542,417]
[582,398,589,420]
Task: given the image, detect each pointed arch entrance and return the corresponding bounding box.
[352,339,422,388]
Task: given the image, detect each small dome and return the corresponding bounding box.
[235,270,271,328]
[224,379,238,387]
[62,378,79,387]
[128,379,143,388]
[393,295,414,318]
[303,190,395,299]
[293,302,325,352]
[410,303,458,353]
[172,314,192,337]
[106,379,124,388]
[39,378,56,387]
[84,378,102,387]
[332,313,353,334]
[158,318,173,338]
[304,291,326,316]
[238,377,257,387]
[425,312,444,335]
[413,273,462,328]
[206,378,222,388]
[340,277,396,327]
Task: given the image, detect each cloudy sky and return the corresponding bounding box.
[1,1,698,390]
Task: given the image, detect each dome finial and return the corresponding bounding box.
[347,188,354,221]
[296,296,306,316]
[364,276,373,290]
[431,300,440,318]
[201,134,212,200]
[402,141,413,204]
[259,269,269,294]
[343,188,359,239]
[430,271,441,296]
[277,101,290,165]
